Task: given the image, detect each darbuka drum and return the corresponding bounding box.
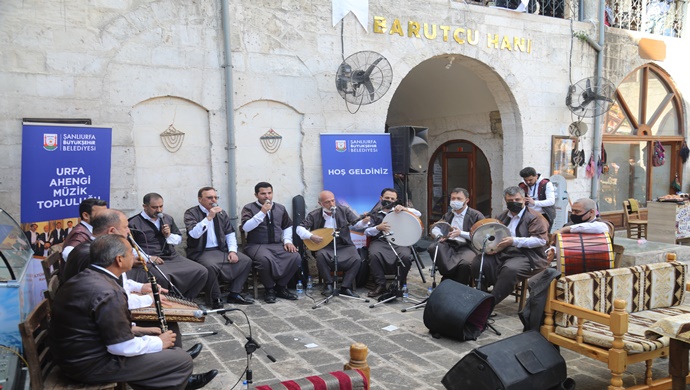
[556,233,613,275]
[469,219,510,254]
[383,211,423,247]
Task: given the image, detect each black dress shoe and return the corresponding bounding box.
[210,299,224,310]
[367,284,387,297]
[186,343,203,359]
[265,288,277,304]
[227,293,254,305]
[186,369,218,390]
[321,284,334,296]
[339,287,360,298]
[275,286,298,300]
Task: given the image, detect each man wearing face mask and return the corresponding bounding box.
[471,186,549,305]
[427,188,485,285]
[365,188,423,297]
[554,198,610,235]
[296,190,368,298]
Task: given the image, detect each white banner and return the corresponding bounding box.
[332,0,369,31]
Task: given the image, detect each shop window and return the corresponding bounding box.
[599,64,684,213]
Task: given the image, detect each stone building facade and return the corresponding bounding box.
[0,0,687,228]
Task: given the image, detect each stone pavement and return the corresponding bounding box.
[180,252,673,389]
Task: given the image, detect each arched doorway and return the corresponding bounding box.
[428,140,491,223]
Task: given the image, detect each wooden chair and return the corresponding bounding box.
[623,199,648,239]
[18,299,124,390]
[41,252,61,284]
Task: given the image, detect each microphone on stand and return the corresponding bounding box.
[330,206,337,213]
[194,308,239,317]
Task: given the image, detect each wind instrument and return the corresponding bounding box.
[128,234,168,332]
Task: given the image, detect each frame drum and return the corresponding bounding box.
[430,221,453,240]
[556,232,613,275]
[382,211,423,247]
[469,219,510,254]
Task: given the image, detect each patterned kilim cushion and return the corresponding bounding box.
[555,261,687,327]
[555,304,690,352]
[254,370,369,390]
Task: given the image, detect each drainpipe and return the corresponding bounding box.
[590,0,606,203]
[220,0,238,229]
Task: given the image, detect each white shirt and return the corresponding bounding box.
[62,221,95,260]
[568,220,610,234]
[89,265,162,356]
[524,175,555,213]
[139,211,181,245]
[242,201,293,243]
[187,203,238,252]
[507,208,547,249]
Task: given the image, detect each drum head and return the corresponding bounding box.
[471,223,510,254]
[430,221,453,239]
[383,211,423,247]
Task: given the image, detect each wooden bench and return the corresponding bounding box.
[18,299,125,390]
[540,256,690,389]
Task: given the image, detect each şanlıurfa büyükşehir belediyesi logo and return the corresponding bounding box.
[335,140,346,152]
[43,134,58,151]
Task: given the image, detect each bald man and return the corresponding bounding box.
[296,191,368,298]
[554,198,610,235]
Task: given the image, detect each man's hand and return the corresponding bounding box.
[207,206,223,220]
[132,326,162,337]
[159,330,176,349]
[140,284,169,295]
[524,196,535,206]
[448,228,462,239]
[496,237,514,251]
[227,251,239,263]
[150,256,164,265]
[310,234,323,244]
[284,242,298,253]
[394,205,406,213]
[377,222,391,233]
[261,201,272,214]
[161,223,171,238]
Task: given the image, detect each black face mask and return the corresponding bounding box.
[506,201,524,213]
[570,211,588,224]
[381,200,396,209]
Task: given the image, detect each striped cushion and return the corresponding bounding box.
[255,370,368,390]
[555,304,690,352]
[555,261,687,327]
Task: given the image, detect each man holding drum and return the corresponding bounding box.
[365,188,423,297]
[471,186,549,305]
[427,188,485,285]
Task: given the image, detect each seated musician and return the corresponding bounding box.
[184,187,254,309]
[64,209,202,355]
[365,188,422,298]
[427,188,484,285]
[471,186,549,305]
[50,235,218,390]
[296,190,366,298]
[61,198,108,261]
[241,182,301,304]
[129,193,209,302]
[553,198,610,235]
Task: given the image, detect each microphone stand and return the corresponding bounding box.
[212,309,276,389]
[401,236,440,313]
[313,208,370,309]
[130,237,185,299]
[476,235,501,336]
[369,232,422,309]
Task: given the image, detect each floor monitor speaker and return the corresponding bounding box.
[423,280,494,341]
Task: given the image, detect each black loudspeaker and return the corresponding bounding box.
[442,331,569,390]
[388,126,429,174]
[423,280,494,341]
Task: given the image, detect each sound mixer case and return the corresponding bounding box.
[442,330,571,390]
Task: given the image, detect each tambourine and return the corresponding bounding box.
[382,211,423,247]
[469,219,510,254]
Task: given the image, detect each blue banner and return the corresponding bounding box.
[320,133,393,216]
[21,123,112,223]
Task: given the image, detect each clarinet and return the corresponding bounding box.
[128,234,168,332]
